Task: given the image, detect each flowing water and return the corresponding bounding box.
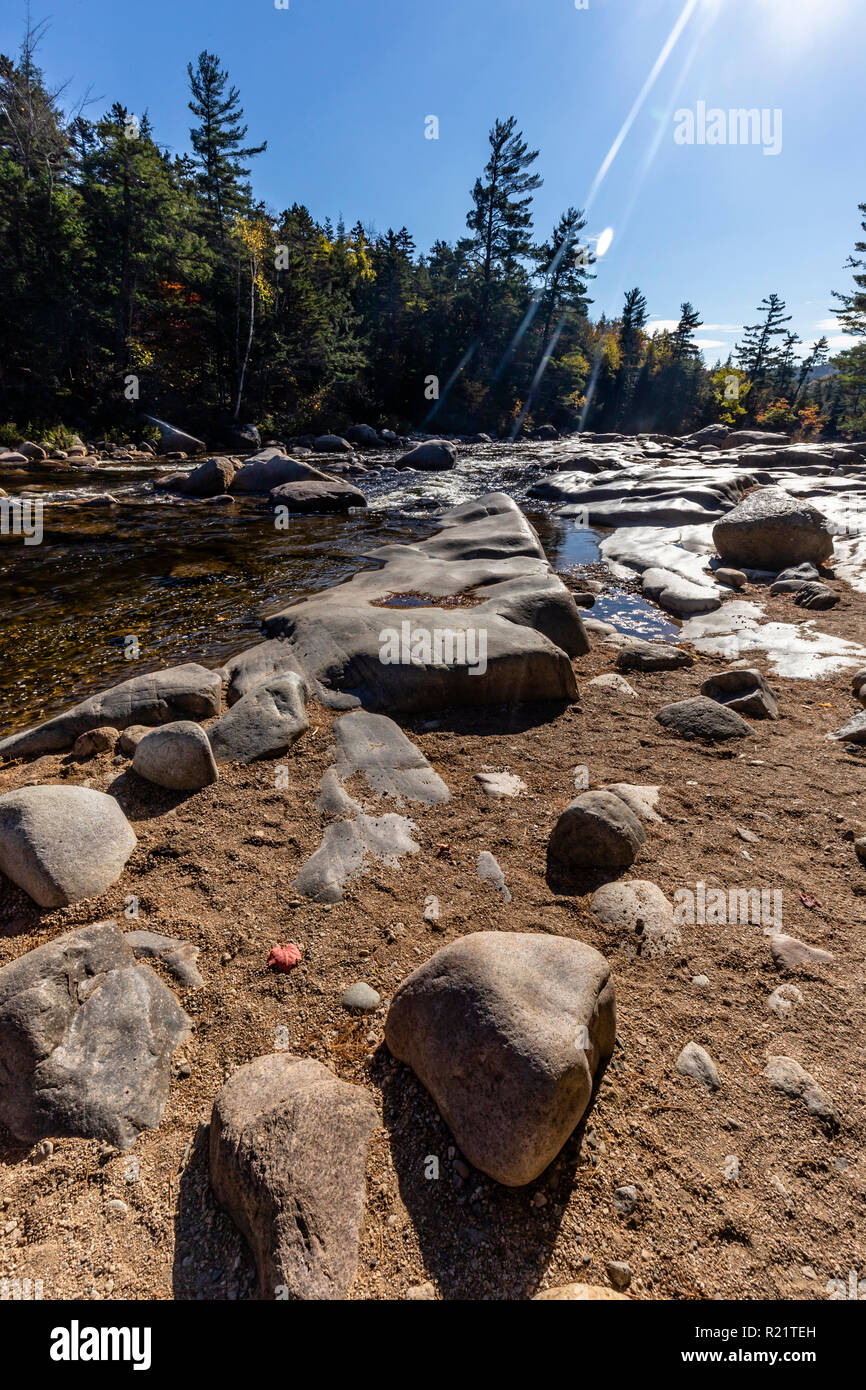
[0,444,675,734]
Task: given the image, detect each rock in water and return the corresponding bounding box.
[209,1054,378,1299]
[0,785,136,906]
[0,922,189,1147]
[395,440,456,470]
[0,663,222,760]
[229,449,333,494]
[712,486,834,570]
[656,696,750,742]
[208,675,309,764]
[384,932,616,1186]
[141,415,206,455]
[269,479,367,513]
[548,790,646,873]
[133,721,219,791]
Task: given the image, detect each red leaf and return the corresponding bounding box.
[268,943,302,973]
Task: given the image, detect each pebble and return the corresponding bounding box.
[692,974,710,989]
[106,1200,128,1218]
[606,1260,632,1290]
[736,826,759,843]
[676,1041,721,1091]
[614,1185,638,1215]
[767,983,803,1017]
[406,1282,436,1300]
[340,982,381,1011]
[453,1158,470,1180]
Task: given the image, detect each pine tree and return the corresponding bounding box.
[614,286,648,427]
[671,301,702,361]
[833,202,866,335]
[735,293,792,391]
[187,52,265,239]
[466,116,542,341]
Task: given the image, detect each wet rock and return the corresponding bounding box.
[770,935,834,971]
[0,663,222,760]
[656,696,750,741]
[765,1056,837,1123]
[712,486,834,570]
[209,1054,378,1299]
[124,930,204,988]
[701,668,779,720]
[209,674,309,765]
[676,1042,720,1091]
[549,790,646,872]
[73,726,119,758]
[589,880,680,958]
[615,640,694,673]
[395,440,456,471]
[0,921,189,1147]
[385,932,616,1186]
[230,449,332,494]
[133,721,219,791]
[0,785,136,906]
[269,479,367,513]
[174,456,236,497]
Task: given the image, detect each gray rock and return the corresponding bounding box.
[585,673,637,697]
[549,791,646,872]
[701,667,778,719]
[765,1056,837,1123]
[209,675,309,764]
[589,880,680,958]
[269,479,366,513]
[117,725,150,756]
[133,721,218,791]
[174,456,235,497]
[141,415,206,455]
[770,935,834,971]
[476,850,511,902]
[221,640,309,707]
[384,932,616,1186]
[293,813,419,903]
[767,983,803,1017]
[714,568,747,589]
[474,771,527,798]
[313,434,352,453]
[656,696,750,741]
[340,982,381,1011]
[124,930,203,988]
[344,424,382,448]
[333,711,449,805]
[613,1185,638,1216]
[641,567,721,616]
[0,921,189,1148]
[712,486,834,570]
[676,1042,720,1091]
[827,709,866,745]
[793,581,839,610]
[395,440,456,470]
[0,785,136,907]
[0,663,222,761]
[615,641,694,673]
[209,1054,378,1298]
[603,783,662,824]
[856,836,866,865]
[851,668,866,697]
[230,449,333,494]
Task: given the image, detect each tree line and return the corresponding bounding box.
[1,20,864,444]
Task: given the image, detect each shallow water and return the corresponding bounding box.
[0,444,675,732]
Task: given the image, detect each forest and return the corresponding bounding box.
[1,19,865,446]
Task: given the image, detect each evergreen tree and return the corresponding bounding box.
[187,51,265,238]
[466,116,542,342]
[735,293,792,393]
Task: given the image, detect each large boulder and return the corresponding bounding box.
[209,1054,378,1299]
[170,456,236,497]
[313,434,352,454]
[0,785,136,907]
[269,479,366,513]
[230,450,333,494]
[548,790,646,873]
[385,933,616,1187]
[208,675,309,764]
[0,921,189,1148]
[133,721,219,791]
[656,696,750,741]
[712,486,834,571]
[395,440,457,471]
[0,663,222,760]
[344,424,381,448]
[141,415,206,456]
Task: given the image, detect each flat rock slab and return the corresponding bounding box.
[701,668,779,719]
[124,930,203,988]
[0,785,136,907]
[641,567,721,616]
[656,696,750,742]
[385,932,616,1186]
[590,880,680,958]
[270,479,367,512]
[292,812,419,903]
[765,1056,837,1123]
[133,721,218,791]
[209,675,309,764]
[0,921,189,1148]
[770,934,834,972]
[548,790,646,873]
[333,712,449,805]
[0,663,222,760]
[209,1054,377,1299]
[615,641,694,673]
[712,486,834,570]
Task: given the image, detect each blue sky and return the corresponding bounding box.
[6,0,865,362]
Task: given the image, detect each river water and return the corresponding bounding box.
[0,444,676,734]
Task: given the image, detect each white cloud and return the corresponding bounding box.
[694,339,728,350]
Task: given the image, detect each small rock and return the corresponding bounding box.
[615,641,694,673]
[341,982,381,1012]
[656,696,750,742]
[476,850,511,903]
[73,726,119,758]
[133,721,218,792]
[613,1185,638,1215]
[737,826,759,843]
[770,935,834,972]
[117,725,150,757]
[474,771,526,798]
[765,1056,837,1123]
[676,1041,720,1091]
[585,673,637,697]
[714,568,747,590]
[767,983,803,1017]
[406,1281,436,1300]
[605,1261,632,1290]
[692,974,710,989]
